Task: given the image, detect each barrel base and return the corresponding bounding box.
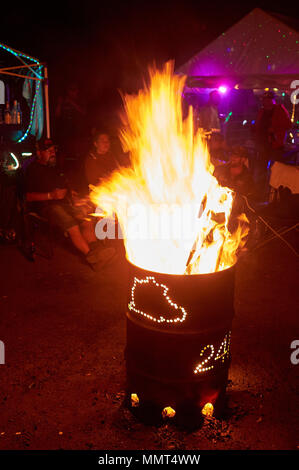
[125,366,229,428]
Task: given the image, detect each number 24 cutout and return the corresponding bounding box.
[194,332,231,374]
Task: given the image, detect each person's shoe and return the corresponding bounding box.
[86,246,117,271]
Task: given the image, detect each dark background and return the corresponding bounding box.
[0,2,298,451]
[1,1,298,127]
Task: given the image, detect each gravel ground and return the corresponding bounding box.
[0,232,298,450]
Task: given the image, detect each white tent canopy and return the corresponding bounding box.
[177,8,299,90]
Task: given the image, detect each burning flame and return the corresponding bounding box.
[91,62,248,275]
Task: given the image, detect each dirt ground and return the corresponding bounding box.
[0,232,298,451]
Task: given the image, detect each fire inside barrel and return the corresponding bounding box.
[91,62,249,426]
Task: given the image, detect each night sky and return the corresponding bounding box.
[1,1,298,117]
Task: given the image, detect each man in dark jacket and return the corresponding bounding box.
[25,138,115,269]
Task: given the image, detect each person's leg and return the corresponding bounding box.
[41,203,116,268]
[62,208,117,267]
[80,219,97,245]
[41,203,90,255]
[67,223,117,268]
[67,224,90,255]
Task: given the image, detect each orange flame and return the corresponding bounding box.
[91,62,249,274]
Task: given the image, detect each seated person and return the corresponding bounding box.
[213,145,254,197]
[25,138,115,269]
[84,129,128,187]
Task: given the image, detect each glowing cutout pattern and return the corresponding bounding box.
[162,407,176,419]
[194,332,231,374]
[201,402,214,418]
[128,276,187,323]
[131,393,139,408]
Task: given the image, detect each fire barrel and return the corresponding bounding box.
[125,261,236,426]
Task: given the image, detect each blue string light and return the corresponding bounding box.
[0,43,40,66]
[0,43,43,143]
[17,65,43,143]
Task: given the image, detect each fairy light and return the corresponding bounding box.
[128,276,187,323]
[215,331,231,363]
[17,65,43,143]
[224,111,232,123]
[9,152,19,170]
[0,43,43,143]
[194,344,215,374]
[194,332,231,374]
[0,43,40,65]
[218,85,227,94]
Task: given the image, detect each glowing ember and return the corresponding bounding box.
[91,62,248,274]
[162,406,176,419]
[130,393,139,408]
[201,402,214,418]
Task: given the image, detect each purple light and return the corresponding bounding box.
[218,85,228,94]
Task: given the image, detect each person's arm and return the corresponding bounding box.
[26,192,52,202]
[26,188,67,202]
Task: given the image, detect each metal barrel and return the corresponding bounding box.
[125,261,236,426]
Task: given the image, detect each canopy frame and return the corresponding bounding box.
[0,41,50,139]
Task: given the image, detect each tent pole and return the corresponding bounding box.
[291,103,295,123]
[44,66,51,139]
[0,70,42,81]
[0,63,44,73]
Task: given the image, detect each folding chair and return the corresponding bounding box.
[17,189,54,261]
[251,187,299,256]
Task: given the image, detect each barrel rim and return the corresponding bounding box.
[126,257,237,279]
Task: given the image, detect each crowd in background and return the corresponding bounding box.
[0,83,295,268]
[20,80,129,269]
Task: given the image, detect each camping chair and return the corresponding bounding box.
[248,187,299,257]
[18,197,54,261]
[17,170,54,261]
